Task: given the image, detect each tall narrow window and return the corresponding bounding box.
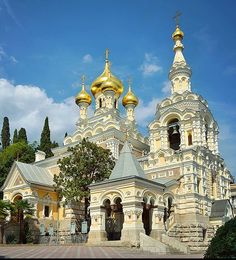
[114,99,117,109]
[205,124,208,143]
[44,205,50,217]
[99,98,102,108]
[188,133,193,145]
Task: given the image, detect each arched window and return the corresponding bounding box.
[168,119,181,150]
[205,124,208,143]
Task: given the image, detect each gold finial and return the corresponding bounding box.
[128,77,132,91]
[81,75,86,90]
[105,48,109,62]
[173,11,182,27]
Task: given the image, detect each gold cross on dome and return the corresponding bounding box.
[173,11,182,26]
[128,77,132,87]
[105,48,109,61]
[81,75,86,85]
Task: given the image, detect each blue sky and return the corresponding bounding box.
[0,0,235,177]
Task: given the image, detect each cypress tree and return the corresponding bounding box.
[18,128,28,144]
[13,129,18,143]
[39,117,53,158]
[1,117,10,150]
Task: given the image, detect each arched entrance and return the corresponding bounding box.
[142,197,154,236]
[12,194,23,222]
[12,194,23,202]
[104,197,124,240]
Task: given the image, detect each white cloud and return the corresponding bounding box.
[0,46,18,64]
[9,56,18,64]
[135,98,161,127]
[82,54,93,63]
[161,80,171,95]
[0,78,94,144]
[139,53,162,76]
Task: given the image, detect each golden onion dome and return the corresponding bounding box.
[172,25,184,41]
[90,49,124,97]
[122,86,139,107]
[75,82,92,106]
[101,76,119,94]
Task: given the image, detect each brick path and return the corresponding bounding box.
[0,245,203,259]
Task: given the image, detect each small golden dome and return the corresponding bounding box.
[91,49,124,97]
[122,86,139,107]
[172,25,184,41]
[75,83,92,106]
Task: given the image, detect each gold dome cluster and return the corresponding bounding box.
[90,49,124,97]
[122,83,138,107]
[172,25,184,41]
[75,77,92,106]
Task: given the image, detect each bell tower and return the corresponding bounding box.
[169,12,192,94]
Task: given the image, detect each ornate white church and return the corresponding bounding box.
[1,22,234,252]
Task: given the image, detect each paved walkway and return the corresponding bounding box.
[0,245,204,259]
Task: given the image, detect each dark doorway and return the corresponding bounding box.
[142,198,153,236]
[104,197,124,241]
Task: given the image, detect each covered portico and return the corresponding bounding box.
[87,141,166,246]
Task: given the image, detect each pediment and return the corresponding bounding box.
[3,164,28,191]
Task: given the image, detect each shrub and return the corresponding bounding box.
[6,233,17,244]
[204,217,236,258]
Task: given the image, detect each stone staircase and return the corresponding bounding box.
[167,223,215,253]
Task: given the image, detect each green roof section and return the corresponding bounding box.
[16,161,54,187]
[109,141,146,180]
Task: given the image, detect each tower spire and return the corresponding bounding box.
[168,13,192,94]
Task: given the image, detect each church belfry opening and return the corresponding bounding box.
[168,119,180,150]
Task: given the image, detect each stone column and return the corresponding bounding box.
[87,206,107,243]
[150,206,165,240]
[179,124,186,150]
[121,202,145,246]
[161,127,168,149]
[202,123,207,147]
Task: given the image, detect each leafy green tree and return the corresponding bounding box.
[1,117,10,150]
[0,200,13,244]
[12,199,34,244]
[13,129,18,144]
[38,117,53,158]
[18,128,28,144]
[0,142,35,191]
[204,217,236,258]
[53,138,115,219]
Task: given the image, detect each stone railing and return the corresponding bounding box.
[162,233,190,254]
[140,232,169,254]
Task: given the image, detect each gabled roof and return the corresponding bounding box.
[16,161,54,187]
[210,199,232,218]
[109,141,146,180]
[1,161,54,191]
